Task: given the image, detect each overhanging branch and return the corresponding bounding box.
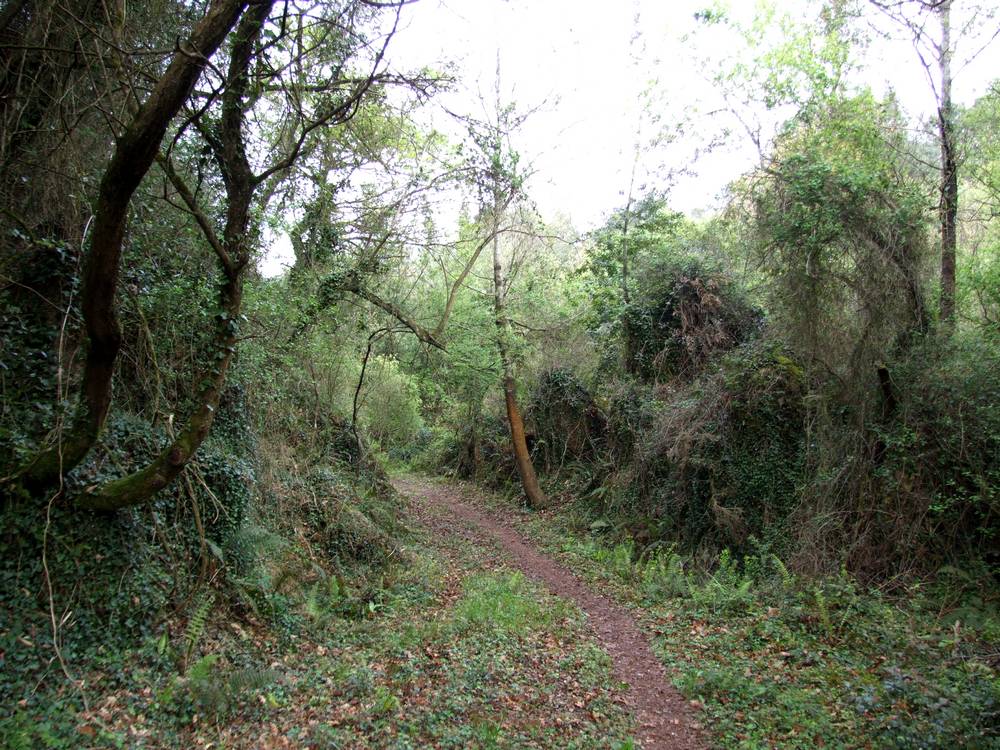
[339,275,446,351]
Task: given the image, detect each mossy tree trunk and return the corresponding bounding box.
[492,206,547,510]
[14,0,249,494]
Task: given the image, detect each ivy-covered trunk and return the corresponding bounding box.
[14,0,248,494]
[79,271,244,510]
[77,1,271,510]
[492,209,546,510]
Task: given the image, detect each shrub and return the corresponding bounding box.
[869,333,999,570]
[530,368,607,472]
[623,256,762,381]
[630,339,807,553]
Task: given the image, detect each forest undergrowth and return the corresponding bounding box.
[1,458,638,749]
[464,475,1000,749]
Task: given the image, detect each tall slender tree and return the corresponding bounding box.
[869,0,1000,324]
[937,0,958,323]
[465,63,546,509]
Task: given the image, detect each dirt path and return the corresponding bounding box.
[394,476,707,750]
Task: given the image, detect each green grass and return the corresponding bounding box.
[454,571,571,632]
[484,486,1000,750]
[2,497,639,749]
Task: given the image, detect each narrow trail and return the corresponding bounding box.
[394,476,706,750]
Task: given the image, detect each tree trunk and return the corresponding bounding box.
[78,270,244,510]
[76,0,272,510]
[620,195,636,374]
[501,373,546,507]
[938,0,957,326]
[492,216,547,509]
[14,0,249,493]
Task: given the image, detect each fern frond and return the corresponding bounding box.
[184,592,215,663]
[771,554,793,589]
[226,666,277,696]
[271,559,307,594]
[815,588,833,639]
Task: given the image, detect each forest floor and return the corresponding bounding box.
[32,476,678,749]
[7,475,996,749]
[394,475,706,750]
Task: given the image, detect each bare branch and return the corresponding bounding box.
[155,152,233,272]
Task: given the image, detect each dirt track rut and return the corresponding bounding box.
[394,477,706,750]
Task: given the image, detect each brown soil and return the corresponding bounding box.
[394,476,707,750]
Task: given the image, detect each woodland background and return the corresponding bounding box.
[1,0,999,747]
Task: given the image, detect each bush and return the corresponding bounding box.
[623,256,762,381]
[530,368,607,471]
[627,339,807,553]
[875,333,1000,568]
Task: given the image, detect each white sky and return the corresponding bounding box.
[260,0,1000,275]
[387,0,1000,228]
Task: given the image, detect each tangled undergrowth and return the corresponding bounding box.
[469,482,1000,750]
[0,304,411,749]
[0,429,404,748]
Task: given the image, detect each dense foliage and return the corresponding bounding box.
[1,0,998,747]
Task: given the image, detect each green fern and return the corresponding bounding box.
[639,546,689,599]
[225,665,277,696]
[304,575,342,628]
[814,587,833,639]
[228,524,288,557]
[231,576,267,618]
[771,554,793,589]
[185,654,277,719]
[183,592,214,666]
[692,549,755,614]
[188,652,220,682]
[270,558,308,594]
